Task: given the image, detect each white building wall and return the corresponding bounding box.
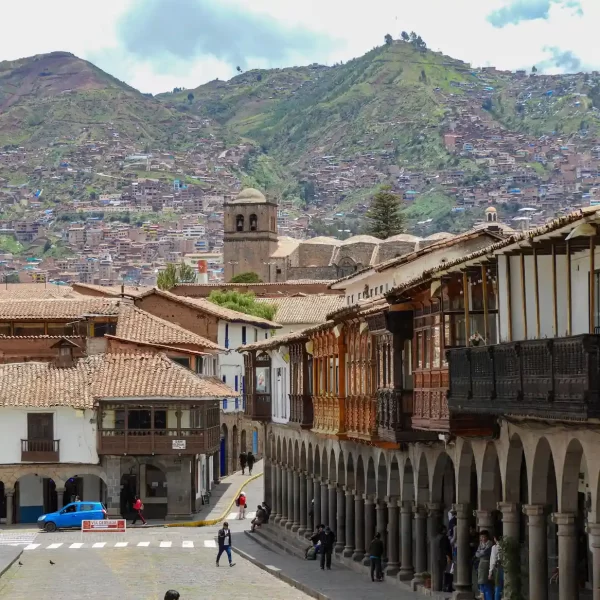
[270,350,290,425]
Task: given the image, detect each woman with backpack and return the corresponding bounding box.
[236,491,247,519]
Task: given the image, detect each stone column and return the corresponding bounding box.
[376,499,388,561]
[286,468,294,530]
[523,505,548,600]
[279,467,288,527]
[274,464,283,524]
[328,482,337,537]
[264,458,272,508]
[343,487,355,557]
[497,502,520,541]
[305,476,314,536]
[414,506,428,575]
[104,456,121,516]
[427,503,443,591]
[292,470,300,532]
[321,481,329,528]
[588,523,600,600]
[553,512,578,600]
[399,501,415,581]
[475,509,494,535]
[56,487,65,510]
[385,497,400,576]
[363,494,376,565]
[5,489,14,526]
[352,491,365,562]
[313,477,321,531]
[298,471,308,535]
[335,486,345,553]
[453,503,474,599]
[270,461,277,518]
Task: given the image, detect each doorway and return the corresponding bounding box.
[253,429,259,454]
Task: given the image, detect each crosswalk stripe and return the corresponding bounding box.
[115,542,128,547]
[159,541,172,548]
[137,541,150,547]
[92,543,106,548]
[47,543,62,549]
[24,544,40,551]
[182,541,194,548]
[203,540,216,548]
[227,511,256,520]
[69,543,83,549]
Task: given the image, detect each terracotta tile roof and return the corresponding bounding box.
[0,283,76,299]
[327,298,388,321]
[71,283,151,298]
[138,289,281,328]
[239,321,334,352]
[0,353,237,408]
[115,305,223,351]
[172,280,337,288]
[0,298,122,320]
[256,295,345,324]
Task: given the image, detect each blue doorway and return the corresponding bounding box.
[220,437,226,476]
[252,430,258,454]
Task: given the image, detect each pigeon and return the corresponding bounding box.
[18,561,23,566]
[49,560,55,565]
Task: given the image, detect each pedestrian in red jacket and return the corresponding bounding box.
[132,495,147,525]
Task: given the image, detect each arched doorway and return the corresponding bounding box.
[253,428,259,454]
[241,429,247,453]
[64,474,106,504]
[220,424,228,477]
[14,474,57,523]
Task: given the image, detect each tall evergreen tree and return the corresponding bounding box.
[365,185,405,239]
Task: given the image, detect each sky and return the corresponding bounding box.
[1,0,598,94]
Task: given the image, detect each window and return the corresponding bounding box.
[265,332,268,339]
[254,328,258,342]
[195,358,203,374]
[47,322,72,336]
[171,357,190,369]
[14,323,45,336]
[0,323,9,336]
[234,375,239,391]
[255,367,271,393]
[242,326,247,345]
[127,410,151,429]
[236,214,244,231]
[145,465,167,498]
[27,413,53,440]
[347,297,351,306]
[223,399,228,410]
[222,375,226,383]
[79,503,96,512]
[190,408,204,428]
[92,321,117,337]
[235,398,239,410]
[249,214,258,231]
[225,324,229,349]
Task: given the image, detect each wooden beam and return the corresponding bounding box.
[505,256,513,342]
[481,265,489,343]
[552,242,558,336]
[533,248,540,338]
[463,271,470,344]
[566,240,572,336]
[590,236,596,335]
[520,253,528,339]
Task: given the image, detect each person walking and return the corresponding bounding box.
[216,521,235,567]
[239,451,247,475]
[489,534,504,600]
[131,495,146,526]
[368,532,384,582]
[237,491,247,519]
[476,530,494,600]
[246,452,255,475]
[319,525,335,570]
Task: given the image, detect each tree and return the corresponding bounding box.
[156,262,196,290]
[532,65,538,73]
[236,66,242,73]
[187,92,194,104]
[409,31,417,42]
[401,31,410,42]
[384,33,393,45]
[230,271,263,283]
[207,290,276,321]
[365,185,405,239]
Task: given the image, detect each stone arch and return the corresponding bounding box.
[389,456,401,498]
[232,424,239,472]
[221,424,229,476]
[366,456,376,495]
[402,458,415,503]
[314,446,321,478]
[236,213,244,231]
[346,452,356,490]
[560,438,588,514]
[294,440,300,470]
[432,452,456,506]
[480,442,503,511]
[329,449,336,484]
[504,433,528,503]
[321,446,329,481]
[417,453,430,506]
[355,455,366,493]
[241,429,247,453]
[307,442,313,474]
[530,437,557,507]
[300,442,307,472]
[276,435,281,463]
[337,451,346,487]
[457,441,477,506]
[287,439,294,469]
[376,453,388,498]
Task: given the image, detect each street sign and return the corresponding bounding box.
[172,439,186,450]
[82,519,126,533]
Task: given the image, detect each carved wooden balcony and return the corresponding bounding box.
[289,394,313,429]
[344,395,377,441]
[312,395,345,436]
[244,393,272,422]
[447,335,600,421]
[411,369,450,432]
[21,439,59,462]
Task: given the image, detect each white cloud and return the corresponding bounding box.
[1,0,598,93]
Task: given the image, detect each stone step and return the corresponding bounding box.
[251,525,308,560]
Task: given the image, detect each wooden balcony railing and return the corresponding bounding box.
[312,395,345,436]
[244,393,272,421]
[412,369,450,432]
[98,426,220,455]
[21,439,60,462]
[447,335,600,421]
[345,395,377,441]
[289,394,313,428]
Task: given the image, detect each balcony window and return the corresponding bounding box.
[14,322,45,336]
[92,321,117,337]
[0,323,10,336]
[256,366,271,394]
[28,412,53,440]
[242,326,247,345]
[171,357,191,369]
[47,322,72,336]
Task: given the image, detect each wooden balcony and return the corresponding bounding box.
[447,335,600,421]
[289,394,313,429]
[244,393,272,422]
[21,439,60,462]
[345,395,377,441]
[98,426,220,455]
[312,395,345,436]
[412,369,450,431]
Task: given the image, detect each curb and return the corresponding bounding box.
[233,544,329,600]
[166,471,263,528]
[0,549,23,579]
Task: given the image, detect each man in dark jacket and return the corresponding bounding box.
[246,452,256,475]
[216,521,235,567]
[239,452,247,474]
[368,532,384,582]
[319,526,335,570]
[439,525,453,592]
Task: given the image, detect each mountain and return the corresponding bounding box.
[0,52,198,147]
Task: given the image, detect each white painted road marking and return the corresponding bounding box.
[92,543,106,548]
[182,541,194,548]
[203,540,216,548]
[159,541,172,548]
[137,541,150,547]
[47,543,62,549]
[115,542,128,547]
[69,543,83,549]
[24,544,40,551]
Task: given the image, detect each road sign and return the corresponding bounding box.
[82,519,126,533]
[172,439,186,450]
